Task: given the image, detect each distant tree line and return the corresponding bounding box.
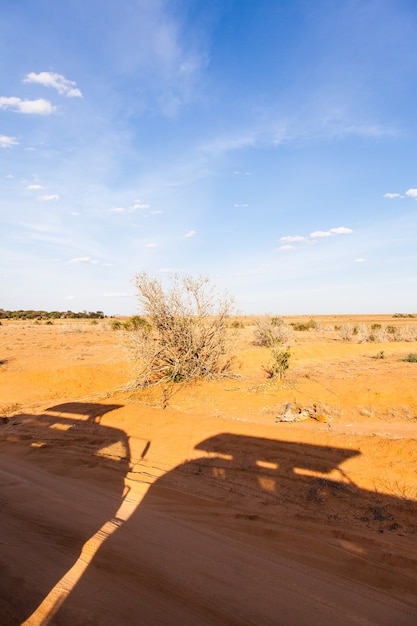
[0,309,106,320]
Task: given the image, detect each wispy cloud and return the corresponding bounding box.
[38,194,60,201]
[280,235,307,244]
[184,229,197,238]
[201,133,257,155]
[0,96,56,115]
[132,202,151,210]
[354,258,366,263]
[0,135,18,148]
[405,188,417,199]
[27,184,44,190]
[107,201,150,213]
[279,226,353,250]
[70,257,99,265]
[145,242,158,248]
[384,192,402,199]
[310,227,353,238]
[24,71,83,97]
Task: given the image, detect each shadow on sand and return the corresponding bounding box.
[1,405,417,625]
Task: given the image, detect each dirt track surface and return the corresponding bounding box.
[1,317,417,624]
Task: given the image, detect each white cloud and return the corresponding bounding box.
[0,135,18,148]
[280,235,307,244]
[329,226,353,235]
[310,227,352,238]
[38,194,60,201]
[405,188,417,199]
[108,202,150,213]
[69,257,99,265]
[27,184,44,190]
[310,230,331,238]
[384,192,402,199]
[234,203,249,207]
[131,202,150,210]
[278,244,294,251]
[0,96,56,115]
[354,258,366,263]
[146,242,158,248]
[184,230,196,238]
[24,72,83,98]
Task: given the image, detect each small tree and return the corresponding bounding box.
[130,272,235,403]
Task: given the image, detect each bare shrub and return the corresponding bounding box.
[356,324,370,343]
[395,326,414,342]
[339,323,354,342]
[129,272,235,401]
[253,317,292,346]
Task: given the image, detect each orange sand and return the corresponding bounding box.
[1,316,417,624]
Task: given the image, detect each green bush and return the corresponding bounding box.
[264,346,291,380]
[123,315,151,332]
[290,318,317,331]
[402,353,417,362]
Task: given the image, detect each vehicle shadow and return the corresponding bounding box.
[53,433,417,625]
[1,415,417,624]
[0,402,132,625]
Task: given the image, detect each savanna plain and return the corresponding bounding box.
[1,314,417,625]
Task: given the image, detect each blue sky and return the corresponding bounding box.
[1,0,417,315]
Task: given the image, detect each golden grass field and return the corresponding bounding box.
[1,315,417,624]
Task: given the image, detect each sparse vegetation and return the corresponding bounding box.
[374,351,385,360]
[253,317,292,346]
[402,353,417,363]
[254,317,292,380]
[290,318,317,331]
[129,272,235,402]
[111,315,152,332]
[339,323,354,342]
[263,345,291,380]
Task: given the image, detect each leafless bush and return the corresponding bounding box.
[129,272,235,401]
[339,323,354,342]
[357,323,370,343]
[253,316,292,346]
